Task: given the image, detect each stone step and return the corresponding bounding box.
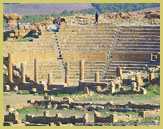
[119,35,160,38]
[59,28,117,31]
[121,26,160,29]
[59,41,114,44]
[120,32,160,35]
[110,61,149,64]
[109,63,147,67]
[117,43,160,45]
[118,39,160,42]
[116,45,160,49]
[59,44,113,47]
[107,67,145,71]
[115,48,160,52]
[121,30,160,33]
[72,69,103,73]
[57,32,116,35]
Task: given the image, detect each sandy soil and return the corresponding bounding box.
[3,93,44,109]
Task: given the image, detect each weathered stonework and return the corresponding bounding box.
[95,72,99,82]
[8,54,13,83]
[65,62,70,85]
[21,63,26,83]
[34,58,39,84]
[79,59,84,81]
[48,73,53,85]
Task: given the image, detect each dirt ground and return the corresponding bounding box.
[4,92,160,109]
[3,92,160,123]
[3,93,43,109]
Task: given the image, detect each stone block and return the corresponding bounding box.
[110,81,115,88]
[31,88,37,92]
[19,25,24,30]
[52,104,58,109]
[47,73,53,85]
[149,72,155,83]
[24,26,30,30]
[116,67,123,79]
[74,106,83,110]
[27,100,35,104]
[132,82,137,91]
[60,104,69,109]
[120,87,125,93]
[136,86,140,91]
[84,87,90,94]
[49,122,55,126]
[110,112,118,123]
[140,87,147,95]
[135,72,143,86]
[94,86,102,92]
[56,113,62,118]
[96,106,104,111]
[83,113,89,123]
[95,72,99,82]
[110,87,115,94]
[8,108,15,112]
[5,85,10,91]
[13,86,18,92]
[43,111,49,117]
[115,83,121,89]
[43,85,48,91]
[9,33,15,37]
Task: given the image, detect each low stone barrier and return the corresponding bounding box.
[26,111,88,124]
[79,81,108,91]
[4,112,21,124]
[94,111,132,123]
[6,103,31,112]
[6,83,47,92]
[28,98,160,111]
[139,110,160,118]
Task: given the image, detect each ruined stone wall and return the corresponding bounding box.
[3,32,57,57]
[26,112,88,124]
[79,81,108,91]
[62,52,107,62]
[94,112,132,123]
[6,103,31,112]
[28,99,160,111]
[6,83,47,92]
[112,52,151,62]
[139,110,160,118]
[61,10,160,25]
[11,53,57,63]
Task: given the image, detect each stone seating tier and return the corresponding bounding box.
[13,61,64,82]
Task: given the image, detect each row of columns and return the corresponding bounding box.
[65,59,100,85]
[8,53,158,87]
[8,54,38,84]
[8,57,100,85]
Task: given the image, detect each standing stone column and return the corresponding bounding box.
[149,72,155,83]
[116,67,123,79]
[8,53,13,83]
[110,113,118,123]
[95,72,99,82]
[80,59,84,81]
[21,63,26,83]
[135,72,142,86]
[65,62,70,85]
[157,52,160,62]
[110,81,115,94]
[34,58,39,84]
[47,73,53,85]
[132,82,137,91]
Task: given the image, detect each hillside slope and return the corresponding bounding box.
[4,3,94,15]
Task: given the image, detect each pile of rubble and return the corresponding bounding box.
[61,10,160,25]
